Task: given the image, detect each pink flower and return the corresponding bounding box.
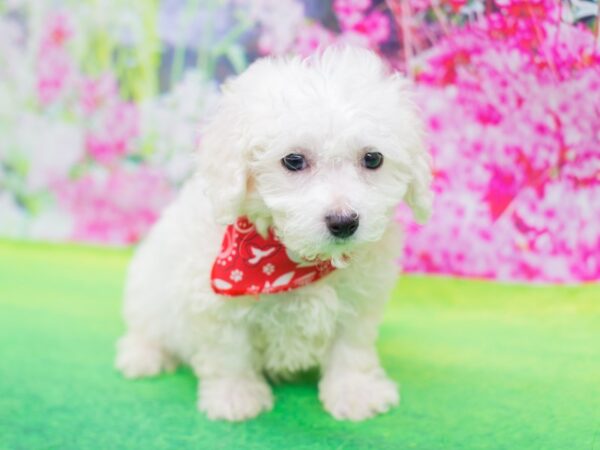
[333,0,390,48]
[85,101,139,165]
[40,12,73,51]
[484,166,520,220]
[352,11,390,45]
[443,0,467,13]
[36,49,73,106]
[409,0,432,13]
[36,13,75,106]
[333,0,371,28]
[294,23,335,56]
[56,168,172,245]
[79,75,119,115]
[401,5,600,282]
[495,0,557,19]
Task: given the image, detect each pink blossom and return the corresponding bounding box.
[36,13,75,106]
[85,101,139,165]
[402,6,600,283]
[36,49,73,106]
[352,11,390,45]
[56,168,172,245]
[293,23,336,56]
[409,0,432,13]
[79,75,119,115]
[495,0,557,19]
[333,1,391,47]
[333,0,371,28]
[40,12,73,51]
[484,167,520,220]
[444,0,467,12]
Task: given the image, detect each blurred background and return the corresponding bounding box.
[1,0,599,284]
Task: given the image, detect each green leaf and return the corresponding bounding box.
[225,45,248,74]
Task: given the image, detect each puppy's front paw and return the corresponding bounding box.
[319,371,399,421]
[115,333,176,379]
[198,376,274,422]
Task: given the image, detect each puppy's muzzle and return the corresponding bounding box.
[325,212,359,239]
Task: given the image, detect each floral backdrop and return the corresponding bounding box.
[1,0,599,283]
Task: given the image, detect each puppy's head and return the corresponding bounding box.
[198,47,432,264]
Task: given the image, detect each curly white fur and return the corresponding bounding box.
[115,47,433,422]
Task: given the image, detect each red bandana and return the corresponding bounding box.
[211,217,336,296]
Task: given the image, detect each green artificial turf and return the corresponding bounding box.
[1,240,599,450]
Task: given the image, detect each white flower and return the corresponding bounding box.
[230,269,243,282]
[19,116,85,191]
[262,263,275,275]
[140,70,219,184]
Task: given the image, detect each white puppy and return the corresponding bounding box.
[115,46,432,422]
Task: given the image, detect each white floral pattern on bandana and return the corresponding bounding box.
[211,217,336,297]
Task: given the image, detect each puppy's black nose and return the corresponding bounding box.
[325,212,359,239]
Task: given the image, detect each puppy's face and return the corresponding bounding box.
[249,114,412,264]
[199,48,433,263]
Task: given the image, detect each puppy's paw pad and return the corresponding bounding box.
[319,371,399,421]
[198,377,273,422]
[115,334,175,379]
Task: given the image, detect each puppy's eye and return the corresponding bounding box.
[361,151,384,170]
[281,153,308,172]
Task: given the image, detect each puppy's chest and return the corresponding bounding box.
[247,288,344,374]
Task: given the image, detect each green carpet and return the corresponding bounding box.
[1,241,599,450]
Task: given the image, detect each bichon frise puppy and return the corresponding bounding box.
[115,46,432,422]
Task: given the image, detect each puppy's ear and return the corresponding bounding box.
[196,88,250,225]
[391,74,434,224]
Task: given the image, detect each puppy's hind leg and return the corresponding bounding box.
[115,332,177,379]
